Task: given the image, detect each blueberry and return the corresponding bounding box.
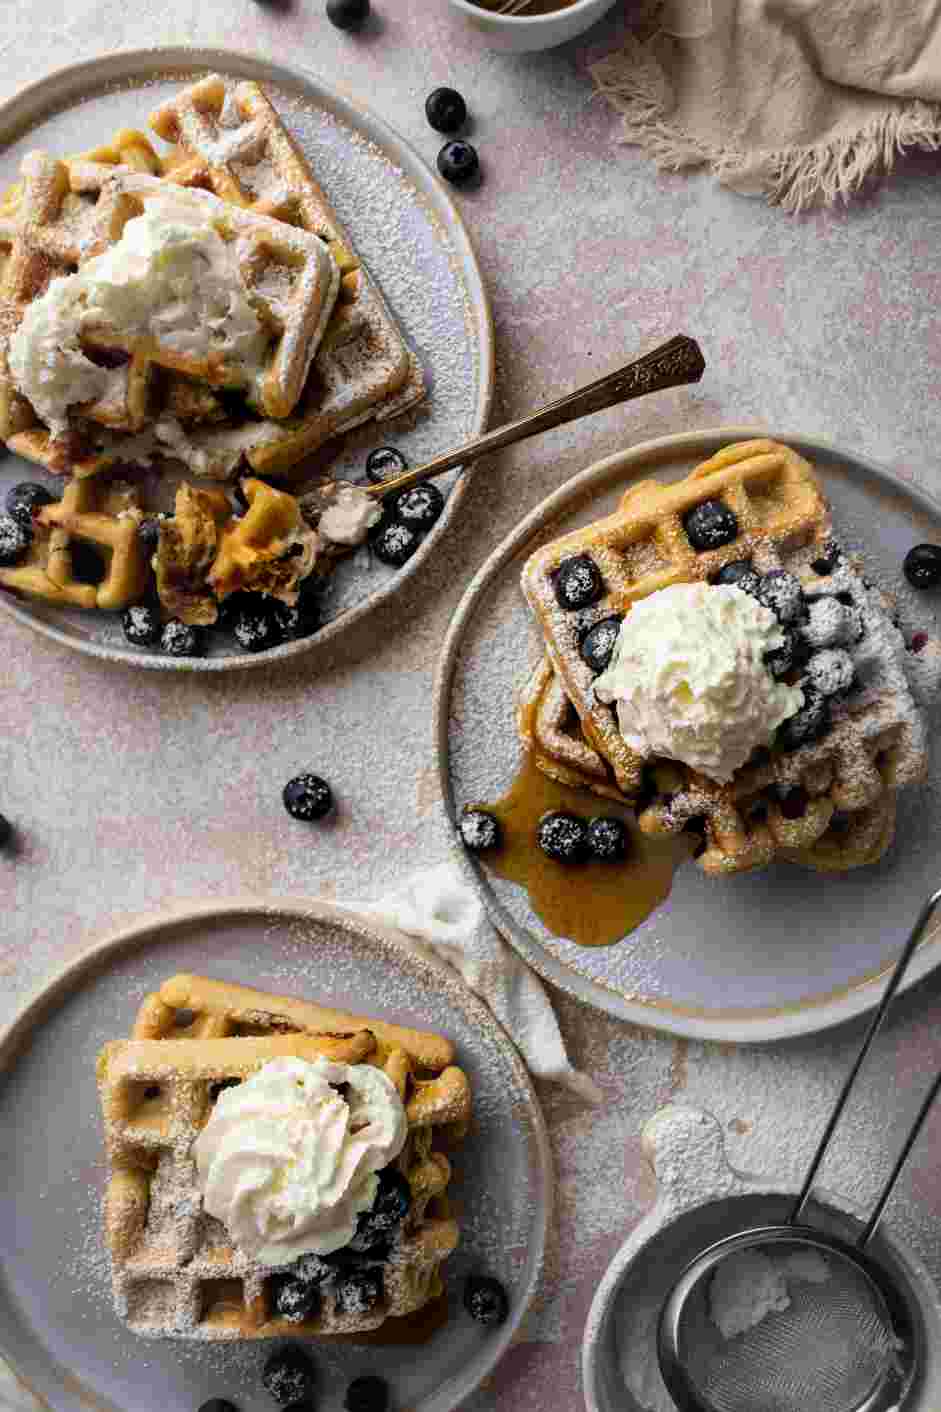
[345,1374,390,1412]
[553,554,604,612]
[232,597,285,653]
[754,570,805,625]
[811,540,842,576]
[776,689,831,752]
[326,0,370,30]
[463,1274,509,1327]
[587,816,630,862]
[459,806,501,853]
[365,447,407,485]
[804,648,855,697]
[425,87,468,134]
[272,1274,322,1323]
[390,483,444,532]
[335,1268,383,1315]
[436,140,479,187]
[580,615,622,674]
[537,810,590,864]
[712,558,754,587]
[283,773,334,821]
[136,515,166,550]
[272,597,320,641]
[683,499,738,551]
[122,602,162,647]
[763,627,810,680]
[903,544,941,589]
[160,620,206,657]
[197,1400,239,1412]
[5,482,54,527]
[0,813,14,849]
[0,512,31,566]
[262,1346,316,1405]
[371,518,420,568]
[371,1167,411,1226]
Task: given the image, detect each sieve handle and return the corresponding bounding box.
[790,886,941,1232]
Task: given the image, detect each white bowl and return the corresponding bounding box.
[446,0,618,53]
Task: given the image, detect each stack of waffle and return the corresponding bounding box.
[518,440,941,875]
[96,974,470,1341]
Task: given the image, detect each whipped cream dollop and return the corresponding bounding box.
[193,1055,407,1264]
[318,482,383,547]
[9,196,267,436]
[594,583,803,783]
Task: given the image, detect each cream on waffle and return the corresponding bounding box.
[97,975,470,1342]
[519,441,941,875]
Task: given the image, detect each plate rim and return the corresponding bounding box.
[433,423,941,1044]
[0,46,495,672]
[0,894,552,1412]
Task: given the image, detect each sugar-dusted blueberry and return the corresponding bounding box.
[390,482,444,532]
[271,1273,322,1324]
[351,1167,411,1253]
[5,482,54,527]
[776,688,831,752]
[0,512,31,566]
[580,614,622,674]
[683,499,738,551]
[801,595,849,649]
[273,596,320,642]
[903,543,941,590]
[712,558,755,587]
[335,1268,383,1315]
[464,1274,509,1327]
[425,86,468,134]
[326,0,370,30]
[283,773,334,822]
[587,816,630,862]
[371,517,420,568]
[122,602,162,648]
[763,627,810,680]
[365,447,408,485]
[754,569,805,625]
[262,1345,316,1405]
[537,810,590,864]
[804,648,855,697]
[437,140,480,187]
[553,554,604,612]
[160,620,206,657]
[459,806,501,854]
[233,597,284,654]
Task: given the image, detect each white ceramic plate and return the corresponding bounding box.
[0,49,493,670]
[0,899,551,1412]
[435,427,941,1042]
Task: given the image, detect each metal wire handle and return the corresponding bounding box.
[790,885,941,1244]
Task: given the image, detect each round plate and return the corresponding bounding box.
[435,426,941,1042]
[0,898,550,1412]
[0,48,493,670]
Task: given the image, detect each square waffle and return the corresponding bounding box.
[519,440,941,875]
[97,974,471,1342]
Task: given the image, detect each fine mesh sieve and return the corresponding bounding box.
[658,887,941,1412]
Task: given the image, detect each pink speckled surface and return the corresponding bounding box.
[4,5,941,1411]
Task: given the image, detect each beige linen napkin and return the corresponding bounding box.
[592,0,941,209]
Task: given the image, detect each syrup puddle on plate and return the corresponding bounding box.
[477,754,691,948]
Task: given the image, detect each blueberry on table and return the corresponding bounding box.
[262,1346,316,1405]
[0,512,31,566]
[436,140,480,187]
[580,615,622,674]
[683,499,738,551]
[754,570,805,625]
[587,816,630,862]
[390,482,444,531]
[233,597,285,653]
[5,481,54,527]
[425,87,468,134]
[776,688,830,752]
[463,1274,509,1327]
[283,774,334,821]
[365,446,407,485]
[459,806,501,854]
[271,1273,322,1323]
[553,554,604,612]
[160,620,206,658]
[537,810,590,864]
[345,1374,390,1412]
[326,0,370,30]
[122,603,162,648]
[903,543,941,589]
[371,518,420,568]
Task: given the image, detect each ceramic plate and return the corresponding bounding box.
[436,427,941,1042]
[0,899,551,1412]
[0,48,493,670]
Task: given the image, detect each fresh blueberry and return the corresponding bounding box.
[345,1374,389,1412]
[335,1268,383,1315]
[326,0,370,30]
[436,140,479,187]
[683,499,738,551]
[459,806,501,853]
[804,648,855,697]
[712,558,754,587]
[553,555,604,612]
[233,597,285,653]
[754,570,805,625]
[587,816,630,862]
[425,87,468,134]
[371,518,420,568]
[463,1274,509,1327]
[160,620,206,657]
[811,540,842,576]
[350,1167,411,1253]
[197,1400,239,1412]
[537,810,590,864]
[262,1346,316,1405]
[273,597,320,641]
[5,482,54,527]
[0,813,13,849]
[0,512,31,566]
[293,1253,332,1285]
[122,602,162,648]
[903,544,941,589]
[801,595,851,649]
[580,615,622,674]
[136,515,166,550]
[271,1274,322,1323]
[777,689,831,752]
[365,447,408,485]
[763,627,811,680]
[390,483,444,532]
[777,785,808,820]
[283,773,334,821]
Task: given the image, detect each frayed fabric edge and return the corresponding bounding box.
[590,41,941,212]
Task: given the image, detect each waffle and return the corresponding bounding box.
[97,975,471,1342]
[519,441,941,875]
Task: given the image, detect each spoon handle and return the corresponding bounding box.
[366,333,706,501]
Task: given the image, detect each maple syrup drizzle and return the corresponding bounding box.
[478,753,690,948]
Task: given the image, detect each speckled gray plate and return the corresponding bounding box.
[0,49,493,670]
[436,427,941,1042]
[0,898,550,1412]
